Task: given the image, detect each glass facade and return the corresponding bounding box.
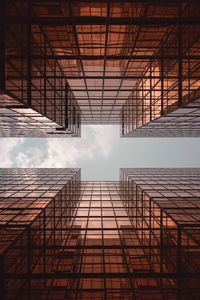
[120,168,200,299]
[1,168,200,298]
[121,4,200,137]
[0,168,81,299]
[1,1,200,136]
[1,1,200,298]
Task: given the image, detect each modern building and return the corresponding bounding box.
[1,168,200,299]
[1,1,200,137]
[0,168,81,299]
[120,168,200,299]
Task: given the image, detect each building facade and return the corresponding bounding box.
[1,168,200,299]
[0,168,81,299]
[120,168,200,299]
[1,1,200,137]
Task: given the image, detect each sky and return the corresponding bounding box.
[0,125,200,180]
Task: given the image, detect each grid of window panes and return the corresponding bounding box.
[0,168,81,300]
[0,104,81,137]
[121,98,200,137]
[1,1,200,136]
[1,1,81,137]
[1,169,200,298]
[119,3,200,137]
[120,168,200,299]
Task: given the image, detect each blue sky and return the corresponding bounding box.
[1,125,200,180]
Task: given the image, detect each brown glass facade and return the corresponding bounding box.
[1,168,200,299]
[0,168,81,299]
[120,168,200,299]
[0,1,200,137]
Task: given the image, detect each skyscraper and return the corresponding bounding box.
[120,168,200,299]
[1,0,200,299]
[1,168,200,299]
[0,168,81,299]
[1,1,200,137]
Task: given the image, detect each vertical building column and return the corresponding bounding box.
[65,83,69,129]
[160,209,164,289]
[160,44,164,116]
[136,89,139,129]
[0,0,5,92]
[178,8,183,107]
[150,62,152,121]
[53,59,56,122]
[121,109,124,136]
[142,79,144,125]
[44,41,47,116]
[177,226,182,299]
[27,0,32,106]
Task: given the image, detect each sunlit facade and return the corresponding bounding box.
[1,168,200,299]
[1,1,200,137]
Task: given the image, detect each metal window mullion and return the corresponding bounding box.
[27,0,32,107]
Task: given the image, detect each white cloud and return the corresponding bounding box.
[15,147,46,168]
[40,125,119,167]
[0,139,24,167]
[11,125,119,168]
[89,125,119,157]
